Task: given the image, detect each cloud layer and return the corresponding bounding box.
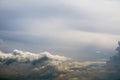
[0,0,120,60]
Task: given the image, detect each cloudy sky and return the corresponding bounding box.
[0,0,120,60]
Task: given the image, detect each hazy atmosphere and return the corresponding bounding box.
[0,0,120,60]
[1,0,120,61]
[1,0,120,80]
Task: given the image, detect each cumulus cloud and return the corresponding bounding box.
[0,49,69,65]
[0,49,71,80]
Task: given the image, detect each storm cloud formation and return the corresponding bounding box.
[105,42,120,80]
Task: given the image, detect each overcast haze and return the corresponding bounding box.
[0,0,120,60]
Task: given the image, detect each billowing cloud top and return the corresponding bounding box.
[0,49,69,65]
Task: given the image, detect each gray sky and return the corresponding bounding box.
[0,0,120,60]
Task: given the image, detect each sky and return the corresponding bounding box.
[0,0,120,60]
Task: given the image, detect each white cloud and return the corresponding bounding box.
[0,49,69,64]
